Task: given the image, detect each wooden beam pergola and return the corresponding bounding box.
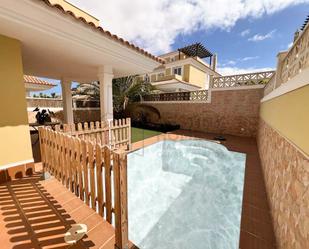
[178,42,213,59]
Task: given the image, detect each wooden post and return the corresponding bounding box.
[96,144,104,216]
[81,139,89,204]
[126,118,131,150]
[88,141,96,211]
[113,151,128,249]
[104,146,112,223]
[38,128,46,173]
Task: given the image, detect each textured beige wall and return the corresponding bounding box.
[260,85,309,155]
[145,88,263,137]
[183,64,190,82]
[188,65,206,88]
[28,109,100,124]
[165,68,171,76]
[258,119,309,249]
[0,35,33,168]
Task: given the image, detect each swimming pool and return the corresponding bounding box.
[128,139,246,249]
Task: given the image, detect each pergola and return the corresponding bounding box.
[178,43,213,65]
[0,0,162,123]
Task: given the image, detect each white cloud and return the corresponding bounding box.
[217,66,275,75]
[248,30,276,41]
[68,0,309,54]
[222,56,259,66]
[223,60,237,66]
[240,29,250,37]
[287,42,293,48]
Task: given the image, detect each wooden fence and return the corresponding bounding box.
[39,127,128,249]
[56,118,131,150]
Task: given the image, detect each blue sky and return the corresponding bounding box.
[35,1,309,96]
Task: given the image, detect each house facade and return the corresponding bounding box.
[139,43,221,92]
[24,75,56,97]
[0,0,161,176]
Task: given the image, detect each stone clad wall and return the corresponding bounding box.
[258,119,309,249]
[145,88,263,137]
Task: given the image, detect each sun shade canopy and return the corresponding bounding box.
[178,43,213,58]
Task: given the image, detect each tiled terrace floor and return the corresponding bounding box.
[132,130,277,249]
[0,170,118,249]
[3,129,276,249]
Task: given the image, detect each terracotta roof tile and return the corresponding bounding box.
[24,75,56,86]
[36,0,165,64]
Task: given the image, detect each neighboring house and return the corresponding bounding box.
[24,75,56,97]
[139,43,221,92]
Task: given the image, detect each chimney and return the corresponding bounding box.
[211,54,217,71]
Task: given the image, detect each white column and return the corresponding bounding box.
[61,79,73,124]
[98,66,114,121]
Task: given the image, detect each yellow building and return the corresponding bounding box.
[0,0,161,178]
[141,43,221,92]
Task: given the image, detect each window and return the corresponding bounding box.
[158,73,164,78]
[173,67,182,76]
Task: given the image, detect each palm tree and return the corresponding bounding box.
[72,82,100,100]
[112,76,155,114]
[71,76,160,120]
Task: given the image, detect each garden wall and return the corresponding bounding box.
[257,85,309,249]
[258,119,309,249]
[28,109,100,123]
[144,88,263,137]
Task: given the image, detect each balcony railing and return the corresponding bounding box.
[280,23,309,84]
[143,90,208,102]
[263,73,276,96]
[212,71,275,88]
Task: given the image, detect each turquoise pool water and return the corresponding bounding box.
[127,140,246,249]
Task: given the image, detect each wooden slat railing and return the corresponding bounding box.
[56,118,131,150]
[38,127,128,249]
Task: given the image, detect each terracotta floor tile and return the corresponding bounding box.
[70,204,96,223]
[85,221,115,249]
[0,130,277,248]
[82,213,104,231]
